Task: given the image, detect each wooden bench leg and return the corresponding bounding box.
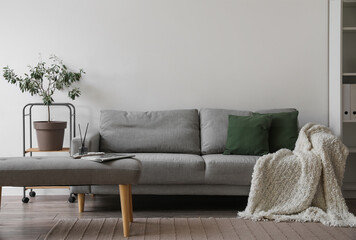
[129,184,133,222]
[119,184,130,237]
[78,193,85,213]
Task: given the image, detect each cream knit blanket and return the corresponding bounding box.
[238,123,356,227]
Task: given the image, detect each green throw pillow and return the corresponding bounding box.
[254,111,299,152]
[223,114,272,156]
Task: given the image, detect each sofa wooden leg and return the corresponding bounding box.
[129,184,133,222]
[78,193,85,213]
[119,184,130,237]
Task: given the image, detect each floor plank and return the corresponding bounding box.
[274,222,303,240]
[0,195,355,239]
[318,224,353,240]
[259,221,287,240]
[302,222,336,240]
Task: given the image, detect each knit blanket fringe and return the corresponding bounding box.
[238,123,356,227]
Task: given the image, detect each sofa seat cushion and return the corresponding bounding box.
[132,153,205,184]
[203,154,260,185]
[100,109,201,154]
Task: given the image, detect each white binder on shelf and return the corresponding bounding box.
[351,84,356,121]
[343,84,351,121]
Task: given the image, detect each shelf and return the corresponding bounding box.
[343,120,356,123]
[343,74,356,83]
[25,147,70,153]
[344,1,356,7]
[343,27,356,32]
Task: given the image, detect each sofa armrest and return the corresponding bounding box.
[71,131,100,156]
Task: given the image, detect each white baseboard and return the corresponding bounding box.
[2,184,356,198]
[2,187,70,196]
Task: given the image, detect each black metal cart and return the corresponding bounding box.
[22,103,77,203]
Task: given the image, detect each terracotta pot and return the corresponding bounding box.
[33,121,67,151]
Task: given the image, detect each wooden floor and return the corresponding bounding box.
[0,195,355,239]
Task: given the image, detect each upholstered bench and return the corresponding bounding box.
[0,156,142,237]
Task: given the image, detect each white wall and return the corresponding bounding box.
[0,0,328,157]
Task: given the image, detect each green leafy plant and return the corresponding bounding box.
[3,55,85,122]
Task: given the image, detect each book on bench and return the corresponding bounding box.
[72,152,136,162]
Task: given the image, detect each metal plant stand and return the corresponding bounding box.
[22,103,77,203]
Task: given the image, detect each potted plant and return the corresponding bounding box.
[3,55,85,151]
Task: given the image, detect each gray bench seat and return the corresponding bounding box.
[0,156,141,186]
[0,156,142,237]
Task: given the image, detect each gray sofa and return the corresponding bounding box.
[71,108,297,196]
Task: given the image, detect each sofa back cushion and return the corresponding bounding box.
[200,108,252,155]
[255,108,297,115]
[100,109,201,154]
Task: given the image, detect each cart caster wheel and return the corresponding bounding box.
[68,196,76,203]
[29,191,36,197]
[22,197,29,203]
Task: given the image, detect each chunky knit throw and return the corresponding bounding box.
[238,123,356,227]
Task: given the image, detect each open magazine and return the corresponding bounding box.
[72,152,136,163]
